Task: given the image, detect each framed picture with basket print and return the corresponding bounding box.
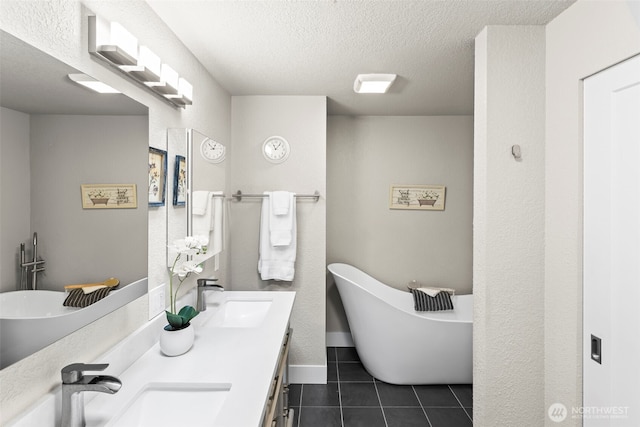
[389,184,445,211]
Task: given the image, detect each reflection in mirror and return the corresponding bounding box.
[0,31,149,369]
[166,129,222,267]
[167,129,188,265]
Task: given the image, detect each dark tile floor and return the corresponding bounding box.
[288,347,472,427]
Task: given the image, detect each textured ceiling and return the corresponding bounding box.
[147,0,575,116]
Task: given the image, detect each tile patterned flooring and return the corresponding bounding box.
[288,347,473,427]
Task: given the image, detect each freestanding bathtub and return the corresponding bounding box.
[328,263,472,384]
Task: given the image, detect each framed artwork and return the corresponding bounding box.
[148,147,167,207]
[81,184,137,209]
[173,155,186,206]
[389,184,446,211]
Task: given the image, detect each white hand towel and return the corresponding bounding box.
[268,191,295,247]
[271,191,291,215]
[258,192,297,281]
[192,191,213,246]
[210,191,224,271]
[192,191,210,215]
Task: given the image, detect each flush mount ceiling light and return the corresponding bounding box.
[68,74,120,94]
[353,74,397,94]
[88,15,193,108]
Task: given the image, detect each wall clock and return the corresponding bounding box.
[262,136,290,163]
[200,138,226,163]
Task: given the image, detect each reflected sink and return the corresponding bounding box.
[203,298,272,328]
[107,382,231,427]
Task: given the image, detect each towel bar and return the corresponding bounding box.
[232,190,320,202]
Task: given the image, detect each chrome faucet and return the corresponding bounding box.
[197,278,224,311]
[61,363,122,427]
[19,232,45,290]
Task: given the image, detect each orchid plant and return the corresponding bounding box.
[166,236,207,331]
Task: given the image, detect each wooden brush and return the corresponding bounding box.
[64,277,119,290]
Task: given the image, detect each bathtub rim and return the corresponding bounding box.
[328,262,472,324]
[0,290,81,319]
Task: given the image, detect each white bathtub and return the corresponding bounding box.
[0,278,147,369]
[328,263,472,384]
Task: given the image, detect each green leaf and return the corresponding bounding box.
[178,305,199,322]
[165,310,187,329]
[165,305,199,330]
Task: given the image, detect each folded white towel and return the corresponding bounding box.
[258,192,297,281]
[192,191,210,215]
[271,191,290,216]
[268,191,295,247]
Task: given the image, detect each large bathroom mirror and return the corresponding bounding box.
[0,31,149,369]
[166,129,224,267]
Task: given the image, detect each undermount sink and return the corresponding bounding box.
[222,300,272,327]
[203,298,273,328]
[106,382,231,427]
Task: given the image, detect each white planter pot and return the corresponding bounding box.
[159,324,195,356]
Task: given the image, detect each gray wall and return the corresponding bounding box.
[0,107,30,292]
[29,114,148,289]
[327,116,473,333]
[473,26,545,426]
[229,96,327,378]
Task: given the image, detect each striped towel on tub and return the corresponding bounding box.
[407,281,455,311]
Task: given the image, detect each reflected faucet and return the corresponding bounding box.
[197,278,224,311]
[19,232,45,290]
[61,363,121,427]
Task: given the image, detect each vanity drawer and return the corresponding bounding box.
[263,328,292,427]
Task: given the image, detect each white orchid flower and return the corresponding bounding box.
[168,237,202,256]
[174,260,203,278]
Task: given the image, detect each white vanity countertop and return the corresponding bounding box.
[82,291,295,427]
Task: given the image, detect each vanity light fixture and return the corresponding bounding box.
[120,46,162,83]
[88,15,193,108]
[146,64,179,95]
[165,78,193,106]
[68,73,120,94]
[353,73,397,94]
[89,16,138,66]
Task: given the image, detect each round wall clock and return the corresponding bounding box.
[262,136,290,163]
[200,138,226,163]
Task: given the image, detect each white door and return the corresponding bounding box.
[584,54,640,427]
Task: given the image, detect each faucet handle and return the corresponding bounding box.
[62,363,109,383]
[197,278,220,287]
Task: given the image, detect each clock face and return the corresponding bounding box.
[200,138,225,163]
[262,136,290,163]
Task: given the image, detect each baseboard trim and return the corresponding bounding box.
[326,332,354,347]
[289,364,327,384]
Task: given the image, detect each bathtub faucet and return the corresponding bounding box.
[197,278,224,311]
[19,232,45,290]
[61,363,121,427]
